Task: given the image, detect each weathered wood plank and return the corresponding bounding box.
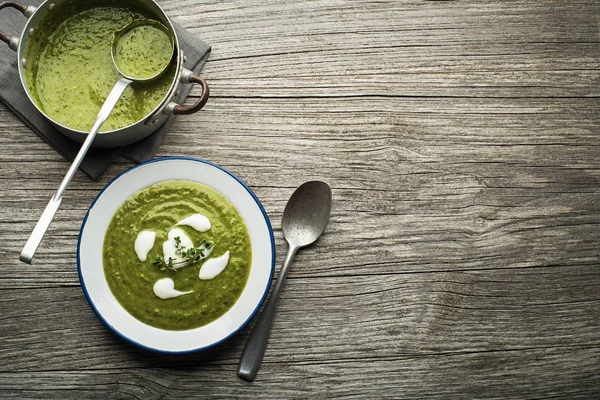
[1,266,598,372]
[174,0,600,99]
[0,346,598,399]
[1,95,598,285]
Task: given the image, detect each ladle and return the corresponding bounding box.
[20,20,175,263]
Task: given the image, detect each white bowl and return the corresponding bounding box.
[77,156,275,353]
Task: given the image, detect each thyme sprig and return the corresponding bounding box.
[153,256,175,271]
[153,236,214,272]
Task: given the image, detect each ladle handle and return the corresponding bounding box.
[0,1,36,50]
[20,78,132,264]
[237,244,299,381]
[173,74,210,115]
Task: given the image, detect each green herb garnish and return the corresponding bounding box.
[153,256,175,271]
[153,236,214,272]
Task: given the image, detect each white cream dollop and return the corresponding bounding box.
[153,278,192,299]
[199,251,230,280]
[134,230,156,262]
[162,228,194,269]
[176,214,211,232]
[162,228,213,270]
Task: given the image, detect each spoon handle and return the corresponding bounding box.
[238,244,298,381]
[20,78,132,264]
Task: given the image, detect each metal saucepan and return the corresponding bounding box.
[0,0,209,148]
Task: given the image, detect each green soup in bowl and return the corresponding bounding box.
[103,180,252,331]
[78,157,275,353]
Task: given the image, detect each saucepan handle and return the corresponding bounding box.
[173,72,210,115]
[0,0,36,51]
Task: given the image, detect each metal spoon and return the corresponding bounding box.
[237,180,332,381]
[20,21,175,263]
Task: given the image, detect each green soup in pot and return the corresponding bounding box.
[103,180,253,331]
[25,5,176,132]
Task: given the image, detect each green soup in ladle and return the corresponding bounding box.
[113,20,175,81]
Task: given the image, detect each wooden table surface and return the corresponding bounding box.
[1,0,599,398]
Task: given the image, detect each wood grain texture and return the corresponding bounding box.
[0,0,599,398]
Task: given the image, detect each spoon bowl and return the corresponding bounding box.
[282,181,333,248]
